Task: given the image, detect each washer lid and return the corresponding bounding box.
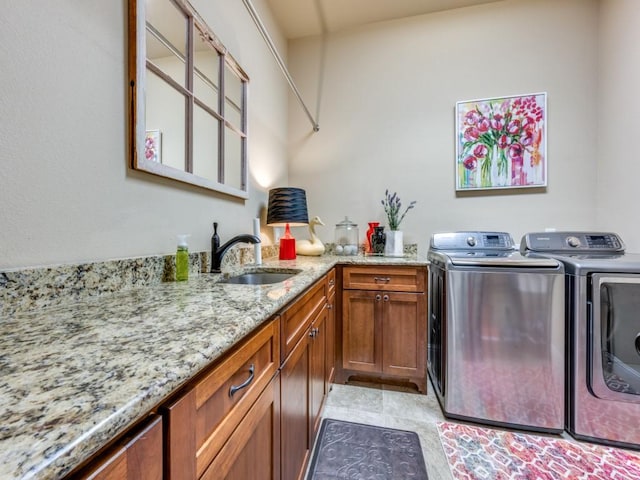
[537,252,640,274]
[448,251,561,268]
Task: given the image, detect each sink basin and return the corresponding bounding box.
[220,270,300,285]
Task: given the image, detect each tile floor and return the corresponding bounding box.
[319,381,453,479]
[317,380,640,479]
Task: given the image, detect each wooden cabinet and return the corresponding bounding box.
[200,374,280,480]
[309,302,327,436]
[325,269,336,386]
[68,267,338,480]
[280,326,312,480]
[279,310,328,480]
[342,289,382,373]
[163,318,280,479]
[338,266,428,393]
[342,266,426,292]
[281,276,327,363]
[73,415,163,480]
[279,272,332,480]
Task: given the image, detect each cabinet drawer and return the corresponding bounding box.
[280,277,327,362]
[164,318,280,479]
[327,268,336,296]
[75,415,163,480]
[342,266,426,293]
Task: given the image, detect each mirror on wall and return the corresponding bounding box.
[129,0,249,198]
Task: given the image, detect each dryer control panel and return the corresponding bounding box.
[430,231,515,251]
[522,231,625,254]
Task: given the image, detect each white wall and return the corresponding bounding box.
[0,0,288,269]
[596,0,640,251]
[287,0,600,252]
[3,0,636,270]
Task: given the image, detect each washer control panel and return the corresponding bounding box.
[430,231,515,251]
[522,232,624,253]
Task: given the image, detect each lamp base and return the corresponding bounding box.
[279,237,296,260]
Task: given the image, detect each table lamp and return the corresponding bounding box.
[267,187,309,260]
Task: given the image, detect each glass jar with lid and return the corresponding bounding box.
[334,217,359,255]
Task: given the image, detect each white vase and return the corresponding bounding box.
[384,230,404,257]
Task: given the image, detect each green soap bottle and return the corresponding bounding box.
[176,234,190,281]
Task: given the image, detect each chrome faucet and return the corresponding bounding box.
[210,222,261,273]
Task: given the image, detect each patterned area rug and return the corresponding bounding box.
[438,421,640,479]
[308,419,428,479]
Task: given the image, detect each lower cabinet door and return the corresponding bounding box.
[342,290,382,373]
[280,332,312,480]
[201,375,281,480]
[382,292,427,378]
[310,307,327,438]
[325,290,336,386]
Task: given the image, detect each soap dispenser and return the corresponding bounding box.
[176,234,190,281]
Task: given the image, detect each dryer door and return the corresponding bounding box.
[589,274,640,401]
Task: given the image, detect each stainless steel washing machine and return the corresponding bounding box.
[428,231,565,432]
[522,231,640,449]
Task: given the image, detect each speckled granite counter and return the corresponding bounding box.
[0,253,428,479]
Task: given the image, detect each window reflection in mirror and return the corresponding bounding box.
[129,0,249,198]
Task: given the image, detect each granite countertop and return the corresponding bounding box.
[0,254,428,479]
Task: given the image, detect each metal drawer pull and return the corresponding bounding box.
[326,303,333,309]
[375,294,382,301]
[374,276,391,283]
[383,295,389,302]
[229,364,255,397]
[309,327,320,338]
[329,279,335,286]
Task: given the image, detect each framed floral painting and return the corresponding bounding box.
[455,92,547,191]
[145,130,162,163]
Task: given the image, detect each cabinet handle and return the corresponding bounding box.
[375,294,382,301]
[229,364,255,397]
[374,276,391,283]
[329,279,335,286]
[383,294,389,302]
[326,303,333,310]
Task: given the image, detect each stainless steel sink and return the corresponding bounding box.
[220,270,300,285]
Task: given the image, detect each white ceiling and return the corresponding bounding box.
[265,0,505,39]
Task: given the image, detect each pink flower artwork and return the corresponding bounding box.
[145,130,162,163]
[455,93,547,190]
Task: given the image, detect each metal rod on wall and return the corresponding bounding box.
[242,0,320,132]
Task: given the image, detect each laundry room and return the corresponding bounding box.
[1,1,640,479]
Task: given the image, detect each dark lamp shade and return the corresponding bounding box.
[266,187,309,226]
